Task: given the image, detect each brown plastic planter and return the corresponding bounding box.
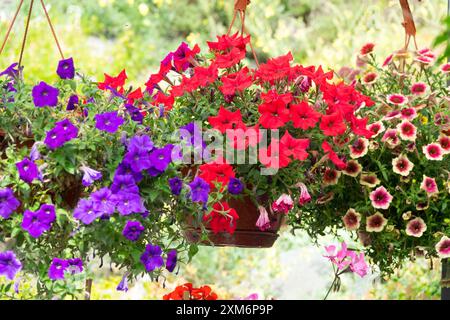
[184,195,284,248]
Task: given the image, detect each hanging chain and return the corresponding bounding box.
[40,0,64,60]
[18,0,34,68]
[0,0,24,56]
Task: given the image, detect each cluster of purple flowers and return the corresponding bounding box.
[0,250,22,280]
[122,220,145,241]
[21,204,56,238]
[16,158,41,184]
[32,81,59,107]
[0,63,18,101]
[140,244,177,273]
[44,119,79,150]
[0,188,20,219]
[48,257,83,280]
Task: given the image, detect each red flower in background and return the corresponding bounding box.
[203,201,239,234]
[219,67,253,96]
[320,112,347,136]
[290,101,322,130]
[280,131,310,161]
[214,47,246,69]
[98,69,127,94]
[255,52,294,83]
[163,283,218,300]
[360,43,375,56]
[208,106,244,133]
[322,140,346,169]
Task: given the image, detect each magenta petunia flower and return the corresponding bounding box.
[342,208,361,231]
[16,158,39,184]
[410,82,427,95]
[438,136,450,154]
[256,206,271,231]
[436,236,450,258]
[32,81,59,107]
[405,217,427,237]
[392,154,414,176]
[397,120,417,141]
[343,160,362,177]
[382,54,394,67]
[297,182,311,206]
[366,212,388,232]
[349,138,369,159]
[0,188,20,219]
[423,143,444,161]
[271,194,293,214]
[400,107,418,120]
[80,165,102,187]
[440,63,450,74]
[420,175,439,195]
[367,121,385,138]
[369,186,393,210]
[387,94,408,106]
[95,111,125,133]
[382,129,400,148]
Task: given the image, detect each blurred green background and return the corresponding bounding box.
[0,0,446,299]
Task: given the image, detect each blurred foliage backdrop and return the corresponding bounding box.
[0,0,447,299]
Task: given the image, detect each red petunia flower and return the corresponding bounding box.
[203,201,239,235]
[214,47,246,69]
[127,88,143,104]
[259,140,291,169]
[261,90,293,104]
[290,101,322,130]
[219,67,253,96]
[98,69,127,94]
[207,32,250,52]
[226,124,261,150]
[349,116,374,139]
[322,140,346,169]
[254,52,294,83]
[152,92,175,111]
[190,64,219,88]
[208,106,245,133]
[280,131,310,161]
[163,283,218,300]
[360,43,375,56]
[258,94,290,129]
[198,158,235,189]
[320,112,347,136]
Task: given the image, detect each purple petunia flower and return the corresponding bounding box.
[73,199,102,225]
[122,220,145,241]
[168,177,183,196]
[56,119,79,140]
[116,273,129,292]
[188,177,210,203]
[37,204,56,225]
[165,249,177,273]
[66,94,79,111]
[128,134,154,151]
[16,158,39,184]
[114,162,143,183]
[0,188,20,219]
[21,206,54,238]
[29,142,43,161]
[95,111,124,133]
[125,104,144,123]
[0,251,22,280]
[48,258,69,280]
[80,165,103,187]
[91,188,115,216]
[228,177,244,195]
[44,119,78,150]
[111,174,139,194]
[114,192,146,216]
[123,146,152,173]
[147,167,164,177]
[0,63,19,79]
[140,244,164,272]
[56,57,75,80]
[66,258,83,275]
[32,81,59,107]
[149,144,173,172]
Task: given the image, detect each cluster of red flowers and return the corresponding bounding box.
[163,283,218,300]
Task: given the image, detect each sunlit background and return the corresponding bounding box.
[0,0,446,299]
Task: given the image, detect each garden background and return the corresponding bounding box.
[0,0,446,299]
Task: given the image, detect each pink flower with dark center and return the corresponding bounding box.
[383,110,401,121]
[343,160,362,177]
[405,217,427,238]
[420,175,439,195]
[436,236,450,258]
[256,206,271,231]
[342,209,361,231]
[323,168,341,186]
[360,173,380,188]
[387,94,408,106]
[271,194,293,214]
[417,48,436,59]
[349,138,369,159]
[392,154,414,176]
[415,55,434,65]
[423,143,444,161]
[440,63,450,74]
[362,72,378,85]
[410,82,427,95]
[397,120,417,141]
[438,136,450,154]
[400,108,418,120]
[382,54,394,67]
[368,121,385,138]
[369,186,393,210]
[297,182,311,206]
[382,129,400,148]
[366,212,388,232]
[416,202,429,211]
[434,113,450,127]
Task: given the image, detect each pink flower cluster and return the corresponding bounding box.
[324,242,369,277]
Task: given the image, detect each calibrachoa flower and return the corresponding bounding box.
[122,221,145,241]
[73,199,102,225]
[435,236,450,258]
[166,249,177,273]
[360,173,380,188]
[369,186,393,210]
[16,158,39,183]
[400,107,418,120]
[362,72,377,84]
[423,143,444,161]
[405,217,427,237]
[349,138,369,159]
[80,165,102,187]
[397,120,417,141]
[32,81,59,107]
[323,168,341,186]
[0,251,22,280]
[56,57,75,80]
[169,177,183,196]
[440,63,450,74]
[271,194,293,214]
[140,244,164,272]
[95,111,125,133]
[392,154,414,176]
[420,175,439,196]
[0,188,20,219]
[203,201,239,234]
[342,209,361,231]
[227,177,244,195]
[366,212,388,232]
[381,129,400,148]
[410,82,427,95]
[438,135,450,154]
[188,177,210,203]
[343,160,362,177]
[387,93,408,106]
[368,121,385,138]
